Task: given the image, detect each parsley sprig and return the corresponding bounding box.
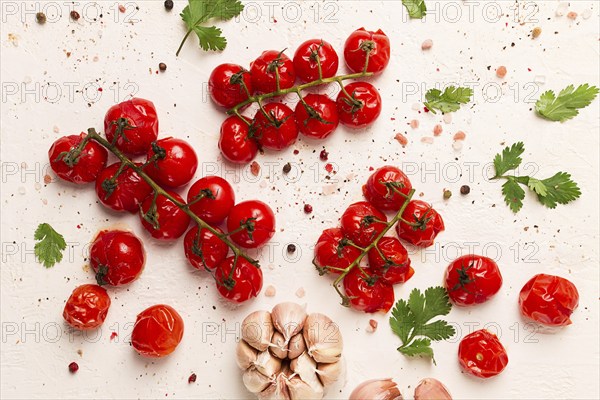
[424,86,473,114]
[34,223,66,268]
[402,0,427,19]
[535,84,599,122]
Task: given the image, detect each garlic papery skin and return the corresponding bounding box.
[349,378,403,400]
[287,333,306,359]
[303,313,343,363]
[271,302,307,343]
[316,361,342,387]
[254,350,282,378]
[287,376,324,400]
[259,372,291,400]
[243,368,272,394]
[236,339,259,370]
[242,311,275,352]
[269,331,288,359]
[290,352,323,394]
[414,378,452,400]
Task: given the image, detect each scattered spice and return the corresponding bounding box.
[68,362,79,373]
[496,66,507,78]
[433,124,443,136]
[44,174,52,184]
[367,319,378,333]
[304,204,313,214]
[164,0,174,11]
[295,287,306,298]
[325,163,334,173]
[567,11,577,20]
[282,162,291,174]
[110,332,118,341]
[118,5,126,13]
[159,62,167,72]
[443,190,452,200]
[532,27,542,39]
[250,161,260,176]
[319,149,329,161]
[264,285,276,297]
[453,131,466,141]
[188,373,197,383]
[421,39,433,50]
[410,119,419,129]
[287,244,296,253]
[70,11,80,20]
[36,12,46,24]
[460,185,471,195]
[293,149,299,155]
[394,133,408,146]
[421,136,434,144]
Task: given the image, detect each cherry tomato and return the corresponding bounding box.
[340,201,388,247]
[363,166,412,212]
[48,134,108,184]
[209,63,253,108]
[90,230,145,286]
[131,304,184,358]
[343,266,394,313]
[519,274,579,327]
[367,237,413,285]
[396,200,444,248]
[215,256,263,303]
[104,98,158,155]
[344,28,390,74]
[293,39,339,82]
[458,329,508,378]
[187,176,235,225]
[145,137,198,188]
[227,200,275,248]
[250,50,296,93]
[314,228,362,275]
[445,255,503,307]
[254,102,298,150]
[95,162,152,213]
[183,226,229,270]
[294,94,339,139]
[63,284,111,330]
[337,82,382,128]
[139,191,191,240]
[219,115,259,164]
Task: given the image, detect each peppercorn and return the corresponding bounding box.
[460,185,471,195]
[164,0,174,10]
[68,362,79,373]
[158,62,167,72]
[36,12,46,24]
[319,149,329,161]
[282,162,291,174]
[287,244,296,253]
[443,190,452,200]
[304,204,313,214]
[188,373,197,383]
[70,11,80,20]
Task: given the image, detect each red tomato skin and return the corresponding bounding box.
[215,256,263,303]
[344,28,391,74]
[48,134,108,184]
[139,191,191,240]
[314,228,362,275]
[90,230,145,286]
[343,266,395,313]
[293,39,339,82]
[209,63,253,108]
[254,103,298,150]
[131,304,184,358]
[519,274,579,327]
[95,162,153,213]
[445,255,503,307]
[340,201,388,247]
[104,98,158,155]
[294,94,339,139]
[219,115,259,164]
[227,200,276,248]
[63,284,111,330]
[336,82,382,128]
[183,226,229,270]
[367,237,414,285]
[362,166,413,212]
[187,176,235,225]
[250,50,296,93]
[145,137,198,188]
[396,200,445,248]
[458,329,508,378]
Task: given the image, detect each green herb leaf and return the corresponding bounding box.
[493,141,524,177]
[402,0,427,18]
[535,84,599,122]
[502,177,526,213]
[424,86,473,114]
[536,172,582,209]
[34,223,66,268]
[398,338,433,358]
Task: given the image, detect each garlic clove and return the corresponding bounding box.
[316,361,342,387]
[271,302,307,343]
[243,368,272,394]
[254,349,282,378]
[287,333,306,359]
[349,378,403,400]
[303,313,343,363]
[236,339,259,370]
[259,372,291,400]
[269,330,288,359]
[286,376,324,400]
[242,311,274,352]
[414,378,452,400]
[290,352,323,394]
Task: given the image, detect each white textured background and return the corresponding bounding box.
[1,1,599,399]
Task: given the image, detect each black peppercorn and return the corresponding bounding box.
[70,11,80,20]
[36,12,46,24]
[287,244,296,253]
[159,62,167,71]
[164,0,174,11]
[460,185,471,195]
[282,163,291,174]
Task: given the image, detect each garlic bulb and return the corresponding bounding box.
[349,379,403,400]
[242,311,274,352]
[288,333,306,359]
[316,361,342,387]
[303,313,343,363]
[271,302,307,343]
[236,339,259,369]
[269,331,288,359]
[414,378,452,400]
[243,368,272,393]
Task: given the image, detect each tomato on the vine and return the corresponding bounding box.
[340,201,388,247]
[445,255,503,307]
[458,329,508,379]
[104,98,159,155]
[314,228,361,275]
[145,137,198,188]
[131,304,184,358]
[294,94,339,139]
[367,237,413,285]
[48,134,108,184]
[293,39,339,82]
[254,102,298,150]
[209,63,253,109]
[344,28,391,74]
[63,284,111,330]
[139,191,191,240]
[396,200,444,247]
[227,200,275,248]
[519,274,579,327]
[343,266,394,313]
[95,162,152,213]
[90,230,145,286]
[183,226,229,271]
[187,176,235,225]
[219,115,259,164]
[250,50,296,93]
[363,165,412,212]
[336,82,382,128]
[215,256,263,303]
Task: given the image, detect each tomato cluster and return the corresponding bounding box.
[210,28,391,164]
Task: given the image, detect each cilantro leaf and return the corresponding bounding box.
[424,86,473,114]
[398,338,433,358]
[402,0,427,18]
[535,84,599,122]
[34,223,66,268]
[502,177,526,213]
[536,172,581,209]
[493,141,524,177]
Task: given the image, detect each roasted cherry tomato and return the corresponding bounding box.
[445,255,502,306]
[215,256,263,303]
[139,191,191,240]
[519,274,579,327]
[63,284,111,330]
[293,39,339,82]
[336,82,382,128]
[209,63,253,109]
[131,304,184,358]
[363,165,412,212]
[227,200,275,248]
[458,329,508,378]
[314,228,362,275]
[48,133,108,184]
[396,200,444,247]
[340,201,388,247]
[254,102,298,150]
[183,226,229,271]
[343,266,394,313]
[344,28,390,74]
[250,50,296,93]
[367,237,413,285]
[90,230,145,286]
[187,176,235,225]
[95,162,152,213]
[145,137,198,188]
[104,98,158,155]
[219,115,259,164]
[294,94,339,139]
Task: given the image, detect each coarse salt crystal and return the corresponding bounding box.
[433,124,443,136]
[421,39,433,50]
[410,119,419,129]
[394,133,408,146]
[295,287,305,298]
[421,136,434,144]
[443,113,453,124]
[264,285,276,297]
[582,9,592,19]
[555,3,568,16]
[567,11,577,20]
[453,131,466,141]
[411,103,421,111]
[452,141,464,151]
